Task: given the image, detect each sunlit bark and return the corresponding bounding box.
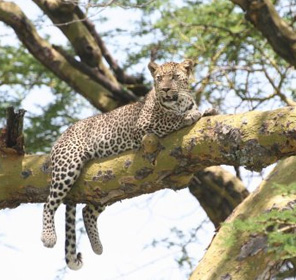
[1,106,296,210]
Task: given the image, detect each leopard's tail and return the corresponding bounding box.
[65,204,83,270]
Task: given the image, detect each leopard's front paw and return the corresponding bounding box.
[41,227,57,248]
[202,107,219,117]
[141,133,160,154]
[183,110,202,126]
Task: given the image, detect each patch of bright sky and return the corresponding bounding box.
[0,189,214,280]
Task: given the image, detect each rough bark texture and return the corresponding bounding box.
[190,156,296,280]
[32,0,144,87]
[0,1,147,112]
[4,107,26,155]
[189,166,249,228]
[1,106,296,210]
[230,0,296,66]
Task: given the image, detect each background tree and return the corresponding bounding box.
[1,0,296,279]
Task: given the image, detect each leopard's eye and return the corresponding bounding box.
[173,74,181,80]
[156,75,162,81]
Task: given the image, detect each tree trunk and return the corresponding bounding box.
[190,156,296,280]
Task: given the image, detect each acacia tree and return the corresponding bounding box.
[1,0,296,279]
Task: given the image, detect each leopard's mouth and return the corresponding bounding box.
[161,94,178,102]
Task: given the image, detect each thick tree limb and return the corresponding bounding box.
[0,1,128,112]
[33,0,144,100]
[189,166,249,228]
[230,0,296,66]
[1,106,296,209]
[190,156,296,280]
[74,8,145,86]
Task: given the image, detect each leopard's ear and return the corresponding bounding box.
[181,59,195,75]
[148,61,159,76]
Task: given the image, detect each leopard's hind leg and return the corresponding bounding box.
[41,166,81,248]
[83,204,105,254]
[41,149,88,248]
[65,204,83,270]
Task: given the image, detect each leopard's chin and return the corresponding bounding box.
[160,100,179,112]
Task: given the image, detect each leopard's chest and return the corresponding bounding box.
[132,108,184,142]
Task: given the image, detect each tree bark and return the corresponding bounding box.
[32,0,144,86]
[1,106,296,210]
[230,0,296,66]
[189,166,249,228]
[0,1,145,112]
[32,0,144,102]
[190,155,296,280]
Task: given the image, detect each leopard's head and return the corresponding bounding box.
[148,59,195,109]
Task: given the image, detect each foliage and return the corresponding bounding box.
[228,184,296,261]
[0,44,92,153]
[124,0,296,112]
[150,220,209,277]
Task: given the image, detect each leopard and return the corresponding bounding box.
[41,59,205,270]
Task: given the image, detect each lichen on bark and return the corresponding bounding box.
[1,106,296,210]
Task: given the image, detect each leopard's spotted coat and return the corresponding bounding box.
[41,60,202,270]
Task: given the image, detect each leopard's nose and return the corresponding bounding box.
[161,87,170,93]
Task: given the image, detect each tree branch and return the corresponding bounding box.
[0,1,126,112]
[33,0,107,70]
[190,156,296,279]
[230,0,296,66]
[53,45,138,102]
[1,106,296,209]
[189,166,249,228]
[33,0,147,98]
[75,7,144,85]
[5,107,26,155]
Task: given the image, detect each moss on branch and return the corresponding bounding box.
[1,106,296,209]
[190,156,296,280]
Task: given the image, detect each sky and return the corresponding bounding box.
[0,189,213,280]
[0,1,272,280]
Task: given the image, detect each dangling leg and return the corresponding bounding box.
[41,200,58,248]
[41,157,82,248]
[65,204,83,270]
[41,175,72,248]
[83,204,105,255]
